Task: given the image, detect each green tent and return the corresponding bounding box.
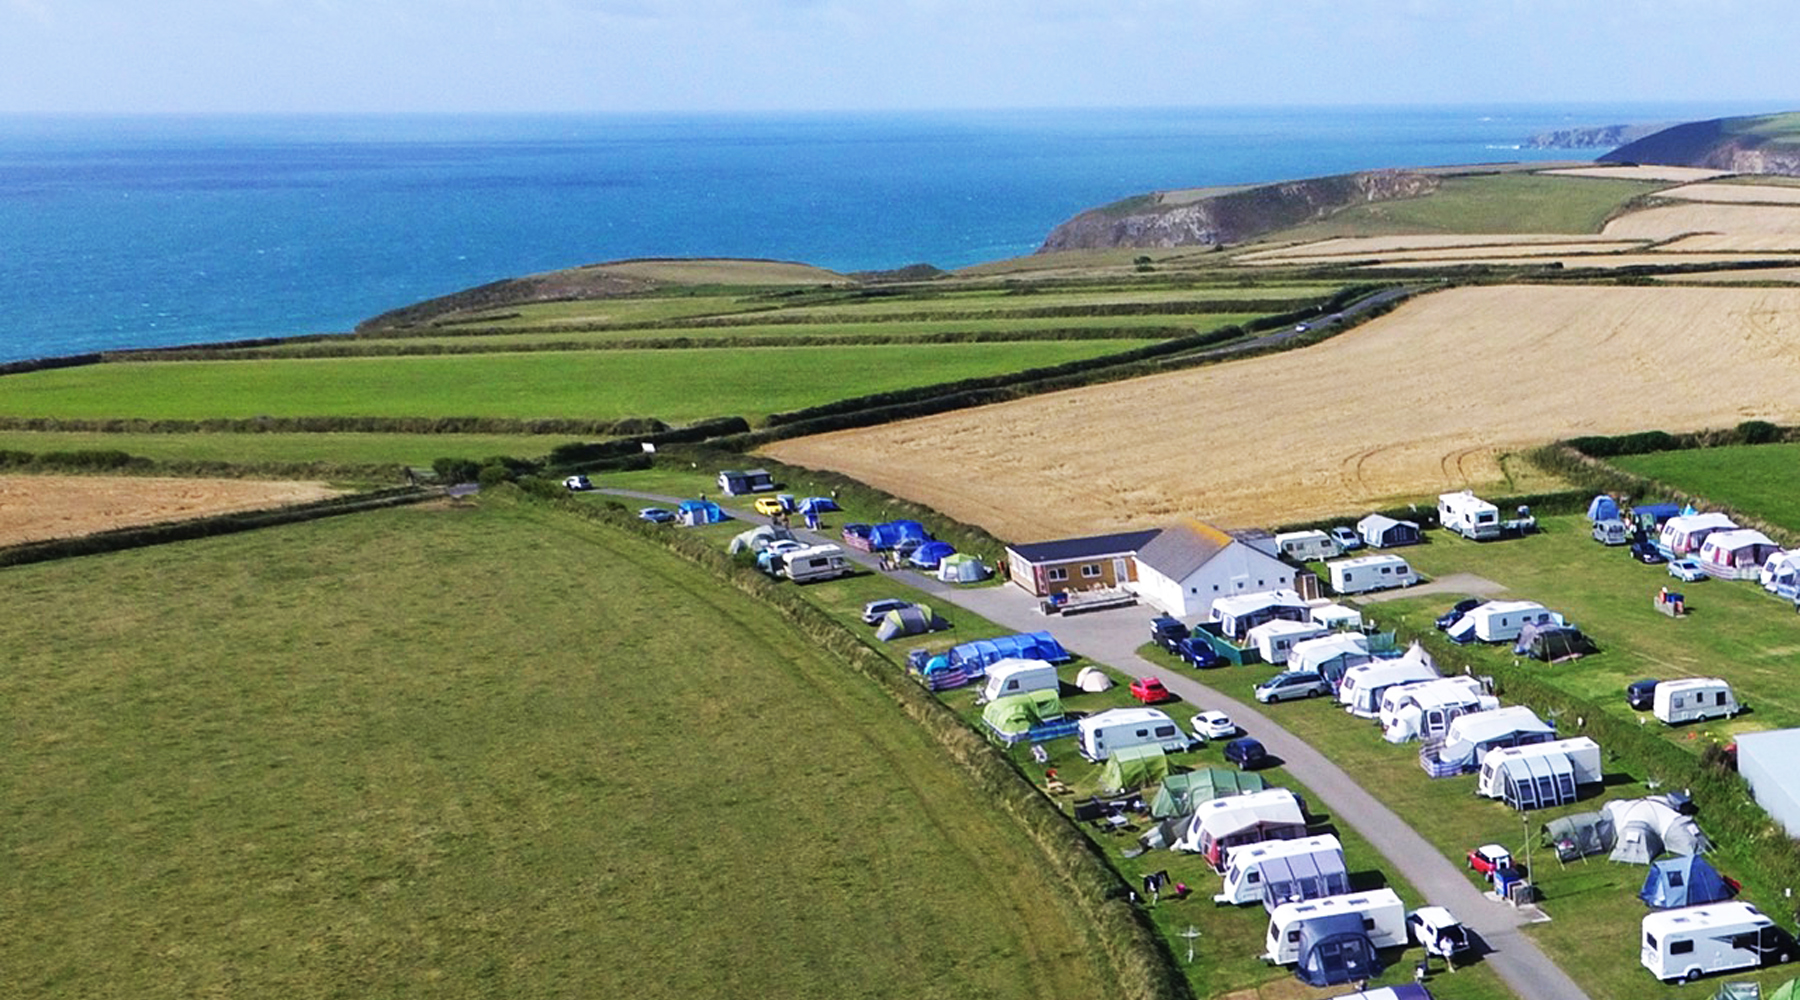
[981,689,1063,741]
[1764,979,1800,1000]
[1100,745,1170,795]
[1150,767,1268,818]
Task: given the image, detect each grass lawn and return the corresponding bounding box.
[0,430,576,469]
[0,341,1155,424]
[1267,174,1663,240]
[0,497,1109,1000]
[1614,443,1800,535]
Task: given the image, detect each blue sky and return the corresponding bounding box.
[3,0,1796,113]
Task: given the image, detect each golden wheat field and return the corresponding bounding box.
[1658,183,1800,205]
[1363,252,1800,270]
[1246,242,1650,266]
[1233,235,1646,261]
[1657,266,1800,283]
[1540,165,1729,182]
[0,476,342,547]
[766,285,1800,541]
[1604,203,1800,241]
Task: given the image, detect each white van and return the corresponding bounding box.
[1076,707,1190,762]
[1327,554,1418,595]
[1654,677,1739,725]
[1215,834,1344,906]
[1642,902,1793,983]
[1276,530,1341,563]
[1264,888,1407,965]
[780,543,852,583]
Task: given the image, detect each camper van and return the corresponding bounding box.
[979,659,1059,703]
[1592,519,1630,545]
[1215,834,1346,907]
[1264,888,1407,965]
[1446,600,1563,644]
[1246,619,1327,665]
[1653,678,1740,725]
[1439,491,1501,541]
[1327,554,1418,595]
[1338,650,1439,718]
[1641,902,1794,983]
[1276,530,1341,563]
[1076,707,1191,761]
[1476,737,1603,799]
[780,544,852,583]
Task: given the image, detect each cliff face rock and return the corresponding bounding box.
[1524,123,1667,149]
[1037,170,1440,253]
[1600,114,1800,176]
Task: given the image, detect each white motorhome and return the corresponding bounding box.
[1275,530,1341,563]
[1337,646,1439,718]
[1246,619,1327,665]
[1379,677,1498,743]
[1438,490,1501,541]
[1264,888,1407,965]
[1215,834,1345,906]
[980,659,1060,703]
[1657,512,1737,560]
[1476,737,1603,798]
[1642,902,1793,983]
[1447,600,1563,644]
[1327,554,1418,595]
[1076,707,1190,762]
[1654,678,1740,726]
[781,543,852,583]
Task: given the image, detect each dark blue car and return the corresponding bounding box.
[1175,635,1219,668]
[1224,737,1268,770]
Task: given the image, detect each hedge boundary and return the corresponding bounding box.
[523,486,1189,1000]
[0,414,679,436]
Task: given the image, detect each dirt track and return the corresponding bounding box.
[766,285,1800,541]
[0,476,342,547]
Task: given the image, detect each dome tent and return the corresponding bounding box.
[1640,854,1735,909]
[1075,666,1114,692]
[937,553,991,583]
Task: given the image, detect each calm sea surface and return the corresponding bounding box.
[0,103,1746,362]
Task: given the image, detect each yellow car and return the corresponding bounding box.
[753,497,787,517]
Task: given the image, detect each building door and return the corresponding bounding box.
[1113,558,1131,584]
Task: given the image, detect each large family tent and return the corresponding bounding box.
[1516,622,1594,662]
[1420,705,1554,777]
[908,540,956,569]
[920,631,1071,690]
[1099,745,1169,794]
[1765,980,1800,1000]
[1543,811,1616,862]
[981,690,1066,745]
[1294,912,1383,987]
[1150,768,1267,819]
[676,499,727,526]
[1488,749,1581,810]
[936,552,991,583]
[1259,844,1351,911]
[1640,855,1736,909]
[1330,989,1433,1000]
[1074,666,1114,692]
[1587,495,1621,522]
[727,524,794,554]
[1606,796,1712,864]
[796,496,840,514]
[875,604,942,641]
[867,520,930,551]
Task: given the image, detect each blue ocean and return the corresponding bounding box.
[0,103,1746,362]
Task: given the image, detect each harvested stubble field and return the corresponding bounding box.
[1603,202,1800,241]
[767,285,1800,540]
[1539,165,1730,182]
[0,475,341,546]
[1245,242,1652,266]
[1658,182,1800,204]
[1363,252,1800,270]
[1233,234,1649,261]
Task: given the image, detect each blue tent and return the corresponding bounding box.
[1640,854,1735,909]
[1294,912,1382,987]
[1587,495,1620,522]
[929,631,1071,677]
[1634,503,1682,527]
[909,540,956,569]
[677,499,726,525]
[868,520,930,551]
[797,496,841,514]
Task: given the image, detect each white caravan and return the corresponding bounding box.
[1216,834,1345,906]
[1448,600,1563,644]
[1337,645,1439,718]
[1276,530,1341,563]
[1379,677,1498,743]
[1642,902,1793,983]
[1247,619,1328,665]
[1439,490,1501,541]
[1327,554,1418,595]
[1076,707,1190,762]
[980,659,1060,703]
[1761,551,1800,598]
[1657,512,1738,560]
[1264,888,1407,965]
[1654,678,1740,726]
[1476,737,1603,798]
[781,543,852,583]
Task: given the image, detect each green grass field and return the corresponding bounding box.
[1614,443,1800,535]
[0,341,1155,424]
[0,430,575,468]
[1267,174,1663,241]
[0,498,1108,1000]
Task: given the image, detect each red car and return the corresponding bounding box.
[1129,676,1172,704]
[1468,844,1512,878]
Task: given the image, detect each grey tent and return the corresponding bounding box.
[1494,751,1579,811]
[1542,811,1615,862]
[727,524,794,554]
[1641,854,1736,908]
[1149,768,1267,820]
[1606,797,1712,864]
[1294,912,1382,987]
[875,604,941,641]
[1260,847,1351,911]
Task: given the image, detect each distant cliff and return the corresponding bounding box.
[1600,112,1800,176]
[1524,122,1666,149]
[1038,171,1440,252]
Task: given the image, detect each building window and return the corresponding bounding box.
[1081,564,1102,578]
[1046,567,1068,582]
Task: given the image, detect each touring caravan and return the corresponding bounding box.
[1698,529,1784,581]
[1641,902,1794,983]
[1654,678,1739,725]
[1439,490,1501,541]
[1264,888,1407,965]
[1076,707,1191,762]
[780,543,852,583]
[1445,600,1563,644]
[980,659,1060,703]
[1215,834,1347,907]
[1246,619,1327,665]
[1476,737,1603,808]
[1422,705,1555,776]
[1657,512,1738,561]
[1761,551,1800,598]
[1328,554,1418,595]
[1276,530,1341,563]
[1379,677,1498,743]
[1337,644,1438,718]
[1174,788,1309,867]
[1289,632,1374,690]
[1210,589,1310,641]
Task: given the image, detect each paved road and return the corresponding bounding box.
[1156,286,1418,367]
[605,488,1589,1000]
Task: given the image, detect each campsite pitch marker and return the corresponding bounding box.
[1180,925,1201,964]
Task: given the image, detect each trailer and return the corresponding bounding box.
[1214,833,1348,908]
[1337,644,1438,718]
[1327,554,1418,595]
[1076,707,1191,762]
[1264,888,1407,965]
[1276,530,1341,563]
[1654,678,1739,726]
[1761,551,1800,598]
[1246,619,1327,665]
[1657,512,1737,561]
[1477,737,1603,808]
[1439,490,1501,541]
[1444,600,1562,644]
[1641,902,1794,983]
[780,543,852,583]
[1379,677,1497,743]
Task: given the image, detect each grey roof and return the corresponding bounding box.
[1136,520,1236,579]
[1358,514,1417,532]
[1007,529,1162,565]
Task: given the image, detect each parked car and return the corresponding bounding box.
[1631,538,1667,564]
[1467,844,1512,878]
[1669,559,1709,583]
[1434,598,1481,630]
[1223,737,1268,770]
[1149,615,1190,653]
[1407,906,1473,960]
[562,474,592,491]
[1254,670,1331,703]
[1175,635,1220,668]
[1329,526,1363,551]
[1129,676,1172,704]
[753,496,787,517]
[1189,710,1238,742]
[637,507,675,523]
[1627,678,1660,711]
[861,598,913,625]
[1293,323,1310,332]
[765,539,806,556]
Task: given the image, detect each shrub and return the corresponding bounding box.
[1736,420,1780,445]
[432,457,482,484]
